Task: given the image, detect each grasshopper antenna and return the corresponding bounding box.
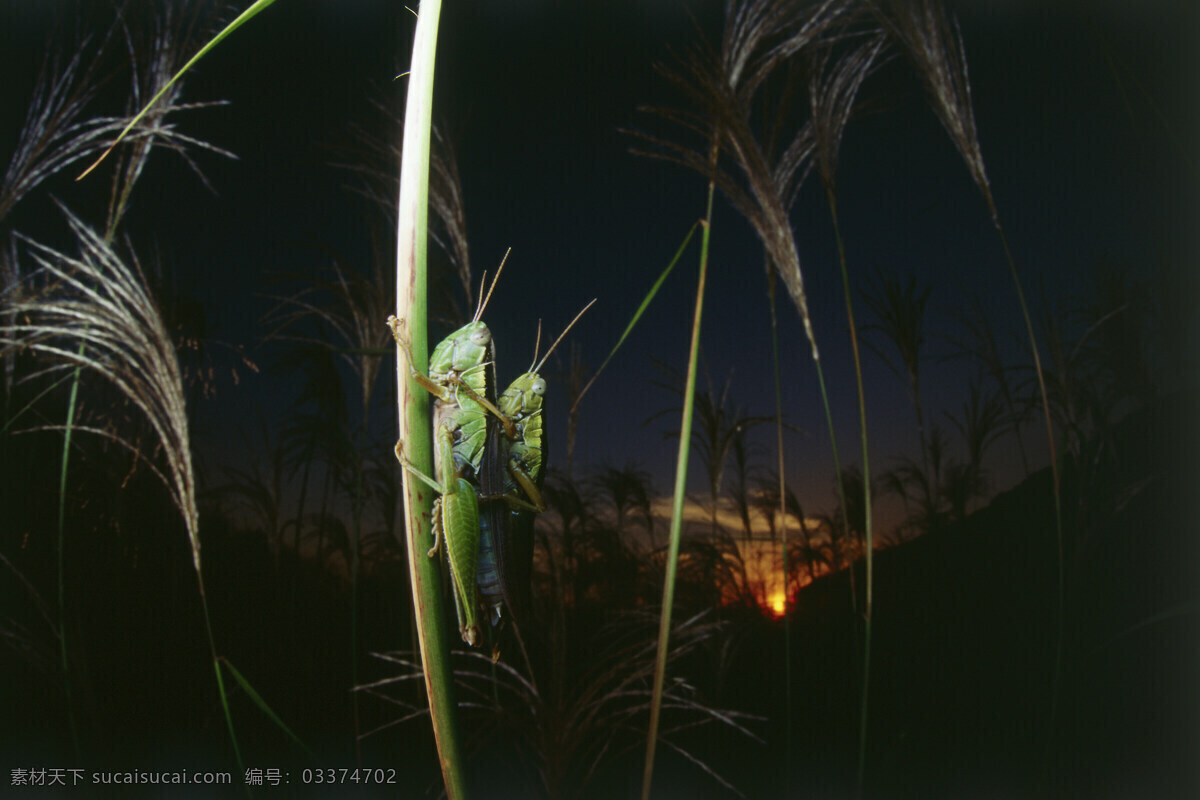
[472,271,488,322]
[533,298,596,374]
[474,247,511,322]
[528,319,544,371]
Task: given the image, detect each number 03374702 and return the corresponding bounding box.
[300,768,398,784]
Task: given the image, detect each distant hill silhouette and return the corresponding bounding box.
[724,388,1199,798]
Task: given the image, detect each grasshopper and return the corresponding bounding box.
[389,259,515,646]
[475,300,596,637]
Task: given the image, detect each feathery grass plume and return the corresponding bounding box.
[0,27,118,224]
[76,0,279,181]
[104,2,236,236]
[3,4,233,760]
[588,464,656,542]
[361,610,762,798]
[879,425,950,537]
[806,24,889,193]
[755,474,822,582]
[207,417,289,560]
[632,0,851,361]
[866,0,987,199]
[3,208,200,567]
[1,9,232,230]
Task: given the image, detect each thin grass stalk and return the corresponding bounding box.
[990,221,1065,758]
[350,467,363,764]
[872,0,1065,758]
[390,2,467,796]
[763,261,792,776]
[56,350,84,761]
[826,190,873,795]
[806,31,886,791]
[640,158,716,800]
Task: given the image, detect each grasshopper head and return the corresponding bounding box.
[429,321,492,378]
[500,372,546,419]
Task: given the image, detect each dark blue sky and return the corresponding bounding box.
[3,1,1196,524]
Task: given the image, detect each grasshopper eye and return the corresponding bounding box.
[531,377,547,396]
[470,327,490,347]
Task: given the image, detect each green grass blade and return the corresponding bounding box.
[208,643,244,773]
[572,221,698,413]
[2,371,80,434]
[391,1,468,797]
[77,0,280,180]
[219,657,314,757]
[641,187,714,800]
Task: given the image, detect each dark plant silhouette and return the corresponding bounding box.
[862,270,932,460]
[589,463,655,544]
[880,424,949,537]
[945,292,1033,475]
[942,378,1005,522]
[755,473,824,587]
[362,610,761,798]
[649,361,774,537]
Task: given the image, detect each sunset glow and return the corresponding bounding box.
[769,591,786,618]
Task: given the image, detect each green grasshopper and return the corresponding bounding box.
[388,261,516,646]
[475,300,595,636]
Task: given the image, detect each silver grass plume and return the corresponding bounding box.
[0,33,119,224]
[633,0,853,361]
[1,207,200,572]
[867,0,990,204]
[806,23,890,192]
[105,3,236,235]
[0,9,232,230]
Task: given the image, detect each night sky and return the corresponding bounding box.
[3,0,1196,523]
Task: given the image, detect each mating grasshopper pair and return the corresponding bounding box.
[389,262,593,649]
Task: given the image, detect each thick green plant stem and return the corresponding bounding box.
[391,1,468,797]
[641,177,715,800]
